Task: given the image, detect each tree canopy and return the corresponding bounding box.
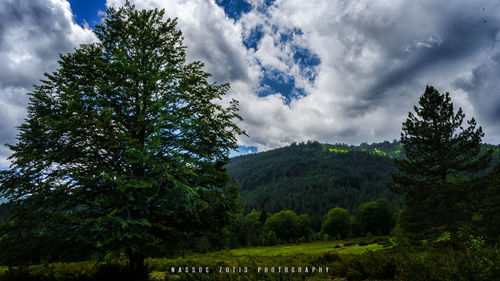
[263,210,312,242]
[321,207,351,239]
[356,198,395,236]
[390,86,491,242]
[0,3,243,270]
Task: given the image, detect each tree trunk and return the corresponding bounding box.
[128,250,145,273]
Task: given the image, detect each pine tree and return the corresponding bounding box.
[390,86,490,243]
[0,3,244,270]
[475,163,500,244]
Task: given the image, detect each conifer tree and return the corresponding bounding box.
[390,86,490,242]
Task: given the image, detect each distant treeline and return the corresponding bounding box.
[226,140,500,230]
[185,197,395,253]
[0,195,395,256]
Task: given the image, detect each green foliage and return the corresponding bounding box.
[233,209,312,247]
[473,163,500,244]
[346,268,363,281]
[391,210,410,246]
[390,86,491,243]
[0,2,243,269]
[0,262,148,281]
[356,198,395,236]
[0,203,12,224]
[3,238,496,281]
[239,210,262,246]
[263,210,300,242]
[3,241,496,281]
[329,148,349,153]
[228,141,400,230]
[297,214,314,240]
[227,138,499,234]
[192,236,211,254]
[261,230,278,246]
[321,207,351,239]
[394,245,500,281]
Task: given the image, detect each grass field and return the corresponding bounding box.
[143,238,392,280]
[0,237,394,280]
[173,238,391,260]
[2,237,495,281]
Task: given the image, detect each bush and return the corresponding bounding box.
[93,263,149,281]
[395,246,500,281]
[1,241,498,281]
[0,262,149,281]
[0,267,41,281]
[317,252,340,263]
[378,240,393,248]
[346,268,363,281]
[261,230,278,246]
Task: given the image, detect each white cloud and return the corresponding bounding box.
[0,0,96,166]
[1,0,499,168]
[112,0,500,152]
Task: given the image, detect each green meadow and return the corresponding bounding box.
[0,238,394,281]
[181,239,389,258]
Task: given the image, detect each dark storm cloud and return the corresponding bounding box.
[356,4,500,144]
[346,4,500,112]
[453,53,500,125]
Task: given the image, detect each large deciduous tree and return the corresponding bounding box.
[390,86,490,243]
[0,3,244,270]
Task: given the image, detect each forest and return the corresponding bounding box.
[227,140,499,230]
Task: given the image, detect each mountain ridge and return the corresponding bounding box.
[227,140,500,230]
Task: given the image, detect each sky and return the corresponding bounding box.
[0,0,500,167]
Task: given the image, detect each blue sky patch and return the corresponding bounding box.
[229,145,258,157]
[68,0,106,28]
[292,46,321,82]
[215,0,252,21]
[279,28,303,43]
[257,0,276,13]
[259,67,306,104]
[244,25,264,50]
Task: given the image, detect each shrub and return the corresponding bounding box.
[346,268,363,281]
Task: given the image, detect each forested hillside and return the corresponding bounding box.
[227,140,500,229]
[226,141,400,229]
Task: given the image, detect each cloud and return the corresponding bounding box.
[453,52,500,143]
[107,0,255,84]
[1,0,499,167]
[0,0,96,166]
[227,0,500,150]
